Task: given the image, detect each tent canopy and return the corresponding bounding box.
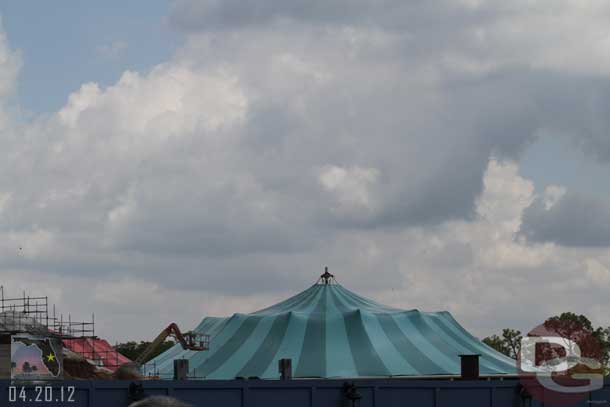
[148,278,516,379]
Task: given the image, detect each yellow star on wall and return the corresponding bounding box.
[46,353,56,362]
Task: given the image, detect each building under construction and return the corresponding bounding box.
[0,286,130,380]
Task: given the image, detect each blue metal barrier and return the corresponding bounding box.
[1,378,608,407]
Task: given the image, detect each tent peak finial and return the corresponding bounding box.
[319,266,335,285]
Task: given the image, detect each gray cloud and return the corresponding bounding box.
[1,2,610,340]
[3,3,610,276]
[168,0,480,32]
[0,18,21,129]
[521,192,610,247]
[169,0,610,160]
[3,2,610,275]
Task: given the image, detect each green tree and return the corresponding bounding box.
[482,334,509,355]
[596,327,610,373]
[544,312,610,373]
[501,329,522,359]
[484,313,610,374]
[544,312,594,339]
[483,329,522,359]
[115,340,175,363]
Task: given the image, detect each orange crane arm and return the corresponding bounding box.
[134,323,209,366]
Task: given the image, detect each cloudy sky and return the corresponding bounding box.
[0,1,609,343]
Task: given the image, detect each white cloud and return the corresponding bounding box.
[586,258,610,285]
[0,18,21,130]
[370,160,608,335]
[59,65,247,135]
[319,165,379,214]
[58,83,102,127]
[0,19,20,99]
[542,185,566,210]
[476,159,535,235]
[1,2,610,342]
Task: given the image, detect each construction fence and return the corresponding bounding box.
[1,378,609,407]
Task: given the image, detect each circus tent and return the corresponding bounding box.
[147,272,516,379]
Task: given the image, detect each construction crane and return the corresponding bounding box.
[114,323,209,379]
[133,323,209,366]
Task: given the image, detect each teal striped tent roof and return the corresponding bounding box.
[147,280,516,379]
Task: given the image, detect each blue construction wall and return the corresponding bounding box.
[1,378,608,407]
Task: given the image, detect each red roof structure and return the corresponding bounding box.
[63,338,131,372]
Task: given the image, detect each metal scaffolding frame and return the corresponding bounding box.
[0,285,123,369]
[0,285,95,338]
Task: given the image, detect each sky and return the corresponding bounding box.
[0,1,610,343]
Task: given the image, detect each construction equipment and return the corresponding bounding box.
[133,323,209,366]
[114,323,209,380]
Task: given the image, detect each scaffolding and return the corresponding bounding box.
[0,285,95,339]
[0,285,128,371]
[62,338,127,370]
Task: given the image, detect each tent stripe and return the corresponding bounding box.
[151,317,231,373]
[295,287,327,377]
[376,313,444,375]
[393,312,459,372]
[153,316,229,372]
[286,286,325,313]
[436,314,508,372]
[336,285,399,312]
[343,310,390,376]
[146,343,183,373]
[259,289,325,378]
[149,282,517,379]
[197,315,264,377]
[358,310,419,376]
[330,288,389,376]
[325,287,358,377]
[253,285,318,315]
[209,315,278,379]
[260,311,309,379]
[237,312,291,377]
[437,313,516,367]
[187,314,249,372]
[420,314,502,374]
